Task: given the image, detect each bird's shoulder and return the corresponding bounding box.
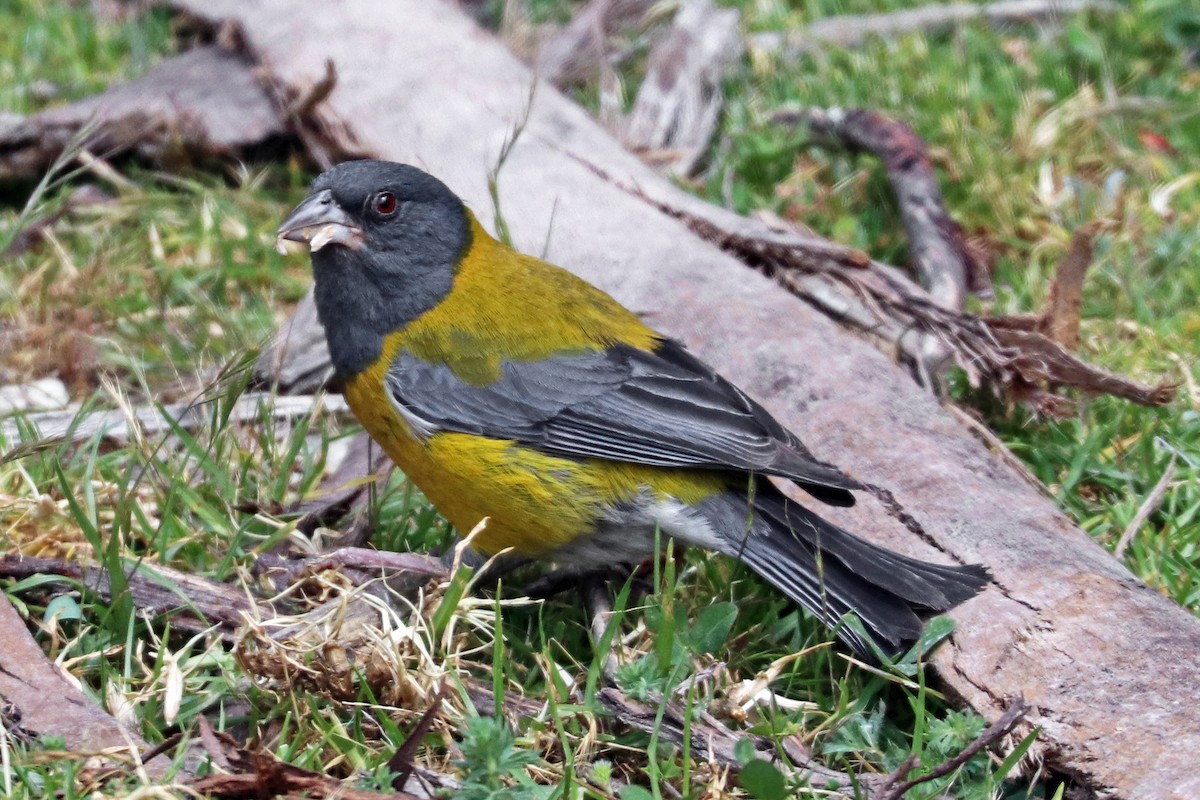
[395,215,660,383]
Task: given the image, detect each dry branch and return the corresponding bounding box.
[150,1,1200,795]
[623,0,742,177]
[596,164,1174,415]
[748,0,1118,60]
[0,554,262,639]
[535,0,657,88]
[598,688,876,796]
[771,106,992,309]
[877,697,1028,799]
[0,47,283,181]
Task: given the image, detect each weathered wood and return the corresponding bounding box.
[0,46,284,180]
[0,592,149,762]
[534,0,657,88]
[163,2,1200,796]
[623,0,742,177]
[1,391,348,450]
[748,0,1118,61]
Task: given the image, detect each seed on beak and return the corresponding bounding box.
[276,189,365,254]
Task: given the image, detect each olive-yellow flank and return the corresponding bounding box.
[277,160,988,657]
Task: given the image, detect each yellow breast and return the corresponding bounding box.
[339,214,724,557]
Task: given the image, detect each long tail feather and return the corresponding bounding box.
[702,485,989,658]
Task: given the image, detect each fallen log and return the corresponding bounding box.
[0,46,285,181]
[161,1,1200,796]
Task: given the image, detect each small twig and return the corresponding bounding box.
[878,697,1029,800]
[584,579,619,686]
[387,683,447,790]
[771,106,990,309]
[875,753,921,798]
[1114,456,1178,559]
[748,0,1117,60]
[598,687,876,796]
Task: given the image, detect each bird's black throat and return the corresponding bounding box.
[310,244,458,381]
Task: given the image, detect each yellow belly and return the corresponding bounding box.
[342,370,724,558]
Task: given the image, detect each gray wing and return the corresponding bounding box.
[386,339,860,506]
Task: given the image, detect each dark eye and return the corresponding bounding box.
[373,191,398,216]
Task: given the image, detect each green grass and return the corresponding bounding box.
[1,0,1198,798]
[0,0,173,115]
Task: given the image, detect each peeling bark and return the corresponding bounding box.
[0,593,151,766]
[623,0,743,177]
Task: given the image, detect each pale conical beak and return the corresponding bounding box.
[276,189,364,254]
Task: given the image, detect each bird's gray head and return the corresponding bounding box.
[277,160,470,379]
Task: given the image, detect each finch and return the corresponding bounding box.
[277,160,987,657]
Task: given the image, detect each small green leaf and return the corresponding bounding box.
[691,601,737,654]
[44,595,81,624]
[993,726,1041,783]
[619,786,654,800]
[430,563,474,640]
[740,759,788,800]
[733,736,756,766]
[894,614,958,672]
